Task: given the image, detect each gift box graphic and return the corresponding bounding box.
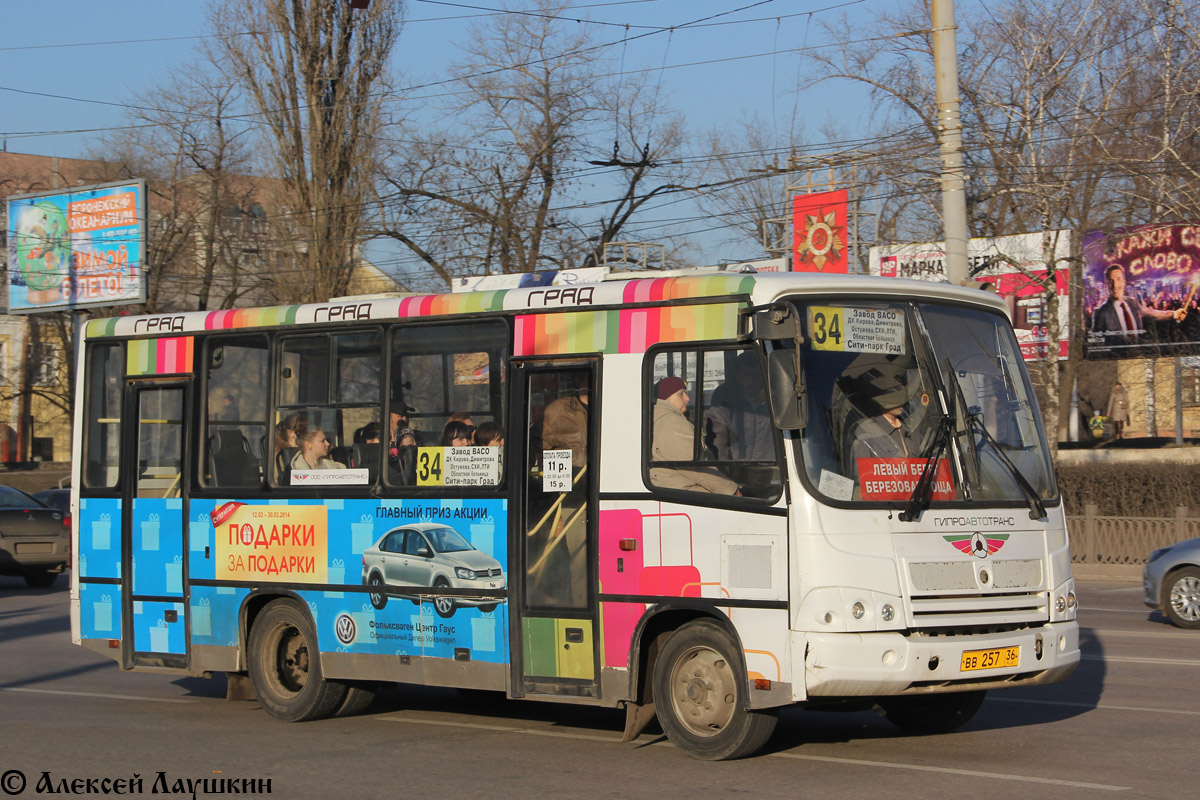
[410,606,436,648]
[471,613,496,652]
[92,513,112,550]
[470,516,495,556]
[149,619,169,651]
[93,594,113,633]
[78,553,87,578]
[141,513,161,551]
[351,515,374,553]
[192,597,212,637]
[166,555,183,594]
[189,514,210,552]
[325,559,346,598]
[350,603,376,644]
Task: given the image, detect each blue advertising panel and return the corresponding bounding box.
[5,180,147,313]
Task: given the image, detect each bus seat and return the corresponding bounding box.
[351,442,381,483]
[209,430,261,486]
[275,446,298,484]
[330,445,353,468]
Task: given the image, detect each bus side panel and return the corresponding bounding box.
[77,498,123,647]
[187,497,510,676]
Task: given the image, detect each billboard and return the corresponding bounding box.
[1082,225,1200,359]
[793,190,849,273]
[5,180,147,313]
[868,231,1071,361]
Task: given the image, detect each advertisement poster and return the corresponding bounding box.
[793,190,849,273]
[868,231,1071,360]
[1082,225,1200,359]
[187,498,509,662]
[5,180,146,313]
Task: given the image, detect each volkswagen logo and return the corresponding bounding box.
[335,613,357,645]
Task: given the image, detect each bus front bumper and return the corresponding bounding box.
[799,621,1080,699]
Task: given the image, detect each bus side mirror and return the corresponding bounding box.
[767,349,807,430]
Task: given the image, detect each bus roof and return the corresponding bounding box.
[83,271,1009,340]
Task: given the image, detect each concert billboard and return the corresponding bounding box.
[1083,225,1200,359]
[5,180,147,313]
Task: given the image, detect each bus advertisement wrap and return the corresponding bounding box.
[1083,225,1200,359]
[5,180,147,313]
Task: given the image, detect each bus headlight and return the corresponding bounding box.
[852,601,865,619]
[881,604,895,622]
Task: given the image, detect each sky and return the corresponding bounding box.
[0,0,917,269]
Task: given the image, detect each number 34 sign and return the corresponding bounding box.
[807,306,907,355]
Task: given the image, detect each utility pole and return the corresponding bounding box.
[932,0,969,285]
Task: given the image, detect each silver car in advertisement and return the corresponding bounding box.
[362,523,505,618]
[1144,536,1200,629]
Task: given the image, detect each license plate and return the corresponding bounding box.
[960,646,1020,671]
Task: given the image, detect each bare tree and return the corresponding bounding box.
[210,0,402,302]
[372,0,685,290]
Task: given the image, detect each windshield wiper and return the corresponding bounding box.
[961,409,1047,520]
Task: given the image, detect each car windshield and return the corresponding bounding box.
[790,299,1056,507]
[424,526,473,553]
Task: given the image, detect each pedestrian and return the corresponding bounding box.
[1106,381,1130,439]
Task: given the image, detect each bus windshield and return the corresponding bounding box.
[791,299,1056,507]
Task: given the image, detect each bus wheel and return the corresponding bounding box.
[433,578,456,618]
[653,619,778,760]
[332,681,379,717]
[367,574,387,610]
[879,690,986,735]
[248,599,347,722]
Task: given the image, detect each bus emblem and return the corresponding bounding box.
[944,533,1009,558]
[335,613,357,645]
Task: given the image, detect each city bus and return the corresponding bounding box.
[69,271,1079,760]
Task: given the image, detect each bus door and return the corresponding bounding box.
[121,381,189,669]
[509,360,600,699]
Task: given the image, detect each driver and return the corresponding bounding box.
[839,353,923,464]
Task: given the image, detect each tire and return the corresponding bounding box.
[247,599,347,722]
[1163,566,1200,629]
[433,577,456,618]
[367,573,387,610]
[478,603,498,613]
[879,690,986,735]
[23,570,58,588]
[652,619,778,760]
[332,681,379,717]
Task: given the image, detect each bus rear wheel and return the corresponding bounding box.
[878,690,986,735]
[652,619,777,760]
[248,599,347,722]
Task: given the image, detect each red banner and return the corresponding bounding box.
[793,190,849,273]
[857,458,955,501]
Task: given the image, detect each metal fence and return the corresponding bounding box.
[1068,505,1200,566]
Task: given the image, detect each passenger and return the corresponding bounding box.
[542,388,588,461]
[291,429,345,470]
[707,350,774,461]
[474,421,505,446]
[355,421,381,444]
[441,420,475,447]
[275,412,307,451]
[395,427,417,448]
[650,377,739,495]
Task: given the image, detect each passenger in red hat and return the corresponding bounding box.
[650,376,738,495]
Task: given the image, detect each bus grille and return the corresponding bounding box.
[908,591,1048,629]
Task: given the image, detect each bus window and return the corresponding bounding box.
[274,331,382,486]
[387,321,507,489]
[646,346,781,501]
[82,343,123,489]
[202,336,268,488]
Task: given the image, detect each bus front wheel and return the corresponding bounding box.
[878,690,986,735]
[248,599,347,722]
[652,619,777,760]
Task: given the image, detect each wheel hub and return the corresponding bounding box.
[277,626,309,693]
[1171,577,1200,621]
[671,648,736,736]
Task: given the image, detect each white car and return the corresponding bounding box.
[361,523,505,618]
